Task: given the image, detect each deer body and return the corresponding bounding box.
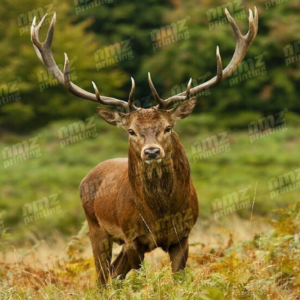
[31,7,258,285]
[80,108,198,283]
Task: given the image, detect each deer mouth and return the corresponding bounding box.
[145,158,162,164]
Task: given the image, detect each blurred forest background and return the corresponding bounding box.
[0,0,300,242]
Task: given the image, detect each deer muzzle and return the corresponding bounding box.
[141,144,165,163]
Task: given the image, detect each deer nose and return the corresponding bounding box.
[144,148,160,159]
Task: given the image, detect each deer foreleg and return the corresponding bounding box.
[88,220,113,285]
[168,237,189,272]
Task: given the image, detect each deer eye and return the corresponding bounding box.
[128,129,136,136]
[164,126,172,133]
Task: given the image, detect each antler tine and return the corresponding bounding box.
[222,7,258,78]
[31,14,136,112]
[63,53,71,89]
[31,15,47,64]
[224,8,242,39]
[44,12,56,47]
[216,45,223,83]
[186,78,192,100]
[160,45,223,108]
[148,72,166,108]
[128,77,138,112]
[31,14,47,45]
[92,81,130,112]
[245,8,258,44]
[157,6,258,109]
[92,81,106,105]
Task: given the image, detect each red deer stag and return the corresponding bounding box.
[31,8,258,285]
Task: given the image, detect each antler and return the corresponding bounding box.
[150,7,258,109]
[30,13,137,112]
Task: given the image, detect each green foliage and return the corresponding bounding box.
[0,0,128,131]
[141,0,300,115]
[0,204,299,299]
[0,0,299,132]
[0,1,299,298]
[1,115,300,242]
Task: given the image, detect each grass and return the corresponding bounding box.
[1,112,300,241]
[0,203,299,299]
[1,111,300,298]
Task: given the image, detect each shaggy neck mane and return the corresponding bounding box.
[128,132,191,215]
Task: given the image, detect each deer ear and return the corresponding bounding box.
[169,98,197,123]
[97,107,128,127]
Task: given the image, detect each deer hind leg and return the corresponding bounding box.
[125,240,147,271]
[168,237,189,272]
[87,218,113,285]
[110,246,132,280]
[110,241,147,280]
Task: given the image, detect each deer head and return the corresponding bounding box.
[97,99,196,164]
[30,8,258,165]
